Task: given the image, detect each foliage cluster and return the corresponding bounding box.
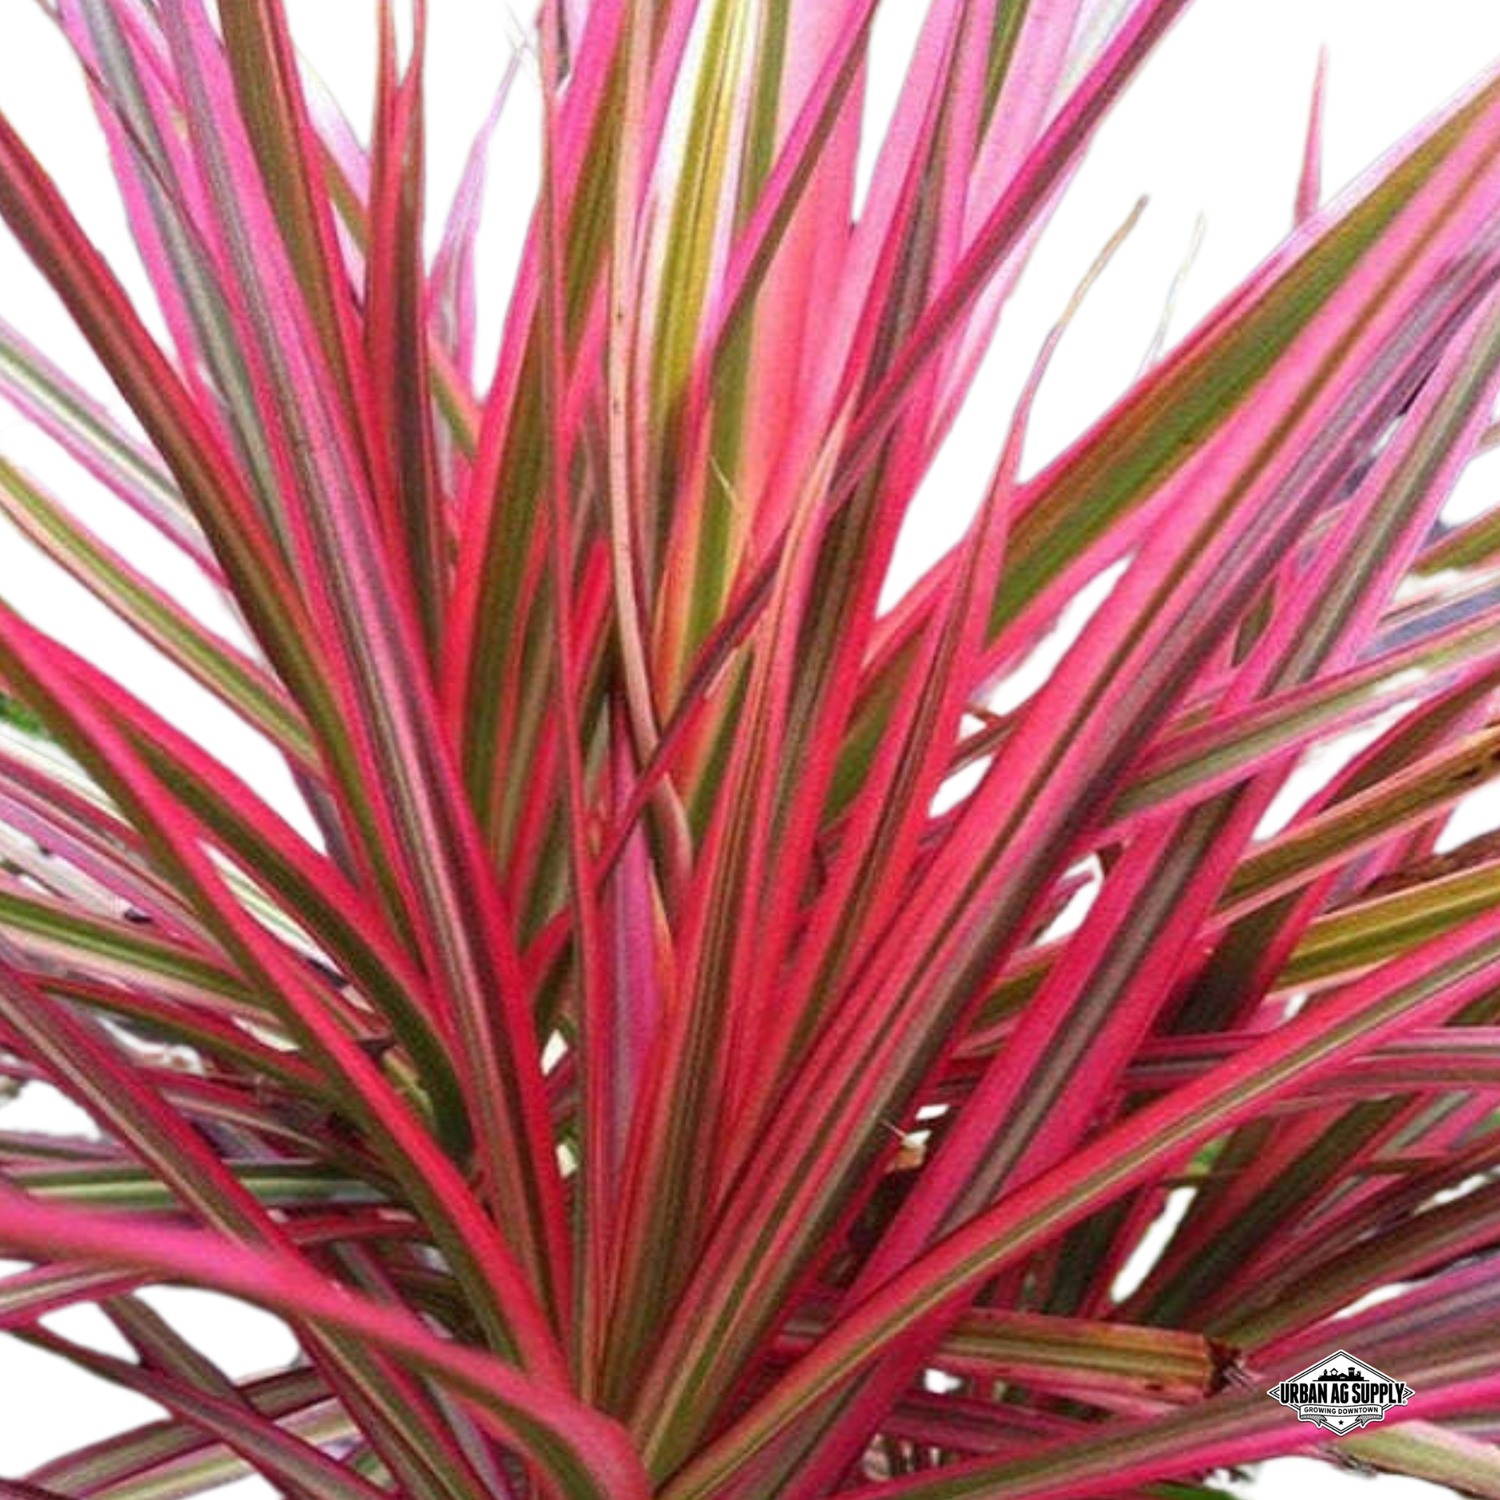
[4,3,1500,1499]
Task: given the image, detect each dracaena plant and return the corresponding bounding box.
[8,0,1500,1498]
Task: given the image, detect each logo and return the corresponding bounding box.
[1267,1350,1412,1435]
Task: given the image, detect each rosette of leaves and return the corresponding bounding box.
[2,3,1500,1500]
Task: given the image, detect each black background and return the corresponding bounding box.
[0,0,1488,1494]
